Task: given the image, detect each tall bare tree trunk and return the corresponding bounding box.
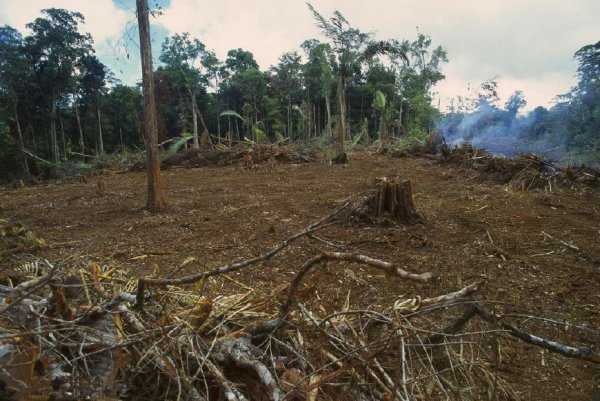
[325,93,332,141]
[287,95,291,138]
[74,97,85,154]
[398,98,403,136]
[194,103,209,138]
[119,128,124,153]
[50,97,59,165]
[59,112,67,159]
[313,103,317,139]
[97,102,104,154]
[13,97,30,179]
[137,0,167,211]
[216,103,221,143]
[333,76,347,164]
[191,91,199,148]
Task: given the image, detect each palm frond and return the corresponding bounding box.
[219,110,245,122]
[359,40,409,65]
[167,133,193,156]
[374,90,386,111]
[307,3,333,35]
[292,104,305,118]
[331,10,349,33]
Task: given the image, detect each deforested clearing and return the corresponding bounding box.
[1,151,598,400]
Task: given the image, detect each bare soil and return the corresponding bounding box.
[1,152,599,400]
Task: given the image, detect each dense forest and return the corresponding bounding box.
[0,7,598,182]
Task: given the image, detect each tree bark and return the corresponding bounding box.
[13,96,30,179]
[333,75,347,164]
[97,101,104,154]
[371,178,421,224]
[216,103,221,142]
[119,128,124,153]
[191,90,199,148]
[59,112,66,158]
[194,103,209,139]
[137,0,167,211]
[325,93,332,141]
[50,97,59,165]
[287,95,292,138]
[74,97,85,154]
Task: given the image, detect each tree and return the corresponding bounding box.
[223,48,259,77]
[270,52,304,138]
[0,25,31,178]
[160,33,209,148]
[105,84,142,151]
[373,90,388,141]
[219,49,265,140]
[301,41,335,139]
[202,50,223,138]
[505,90,527,117]
[25,8,93,166]
[136,0,167,211]
[391,33,447,136]
[79,54,110,154]
[307,3,407,163]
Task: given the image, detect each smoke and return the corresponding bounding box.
[437,102,573,166]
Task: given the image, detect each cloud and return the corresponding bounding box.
[158,0,319,70]
[158,0,600,110]
[2,0,599,111]
[0,0,130,47]
[0,1,139,83]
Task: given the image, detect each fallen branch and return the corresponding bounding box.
[280,251,432,316]
[0,264,56,314]
[321,251,433,283]
[541,231,579,251]
[214,336,281,401]
[136,193,366,307]
[475,304,600,364]
[393,280,482,314]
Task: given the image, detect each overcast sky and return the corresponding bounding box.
[1,0,599,112]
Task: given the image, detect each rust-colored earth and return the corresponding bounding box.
[1,152,599,400]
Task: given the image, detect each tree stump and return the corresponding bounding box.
[371,178,421,224]
[332,152,348,164]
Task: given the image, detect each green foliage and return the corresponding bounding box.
[0,122,17,180]
[220,110,245,122]
[167,133,193,155]
[348,130,364,150]
[373,90,386,111]
[0,6,456,176]
[253,126,267,143]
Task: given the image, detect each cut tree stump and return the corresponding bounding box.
[371,178,421,224]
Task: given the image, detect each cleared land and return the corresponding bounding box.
[1,152,599,400]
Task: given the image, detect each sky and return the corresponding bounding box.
[1,0,599,112]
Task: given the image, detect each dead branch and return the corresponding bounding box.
[280,251,432,317]
[321,251,433,282]
[541,230,580,251]
[204,358,247,401]
[0,264,56,314]
[136,193,365,307]
[214,336,281,401]
[418,280,482,308]
[474,304,600,364]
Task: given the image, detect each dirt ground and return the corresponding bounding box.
[1,152,599,400]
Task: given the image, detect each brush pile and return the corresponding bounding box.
[159,142,317,171]
[438,144,599,191]
[1,200,599,401]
